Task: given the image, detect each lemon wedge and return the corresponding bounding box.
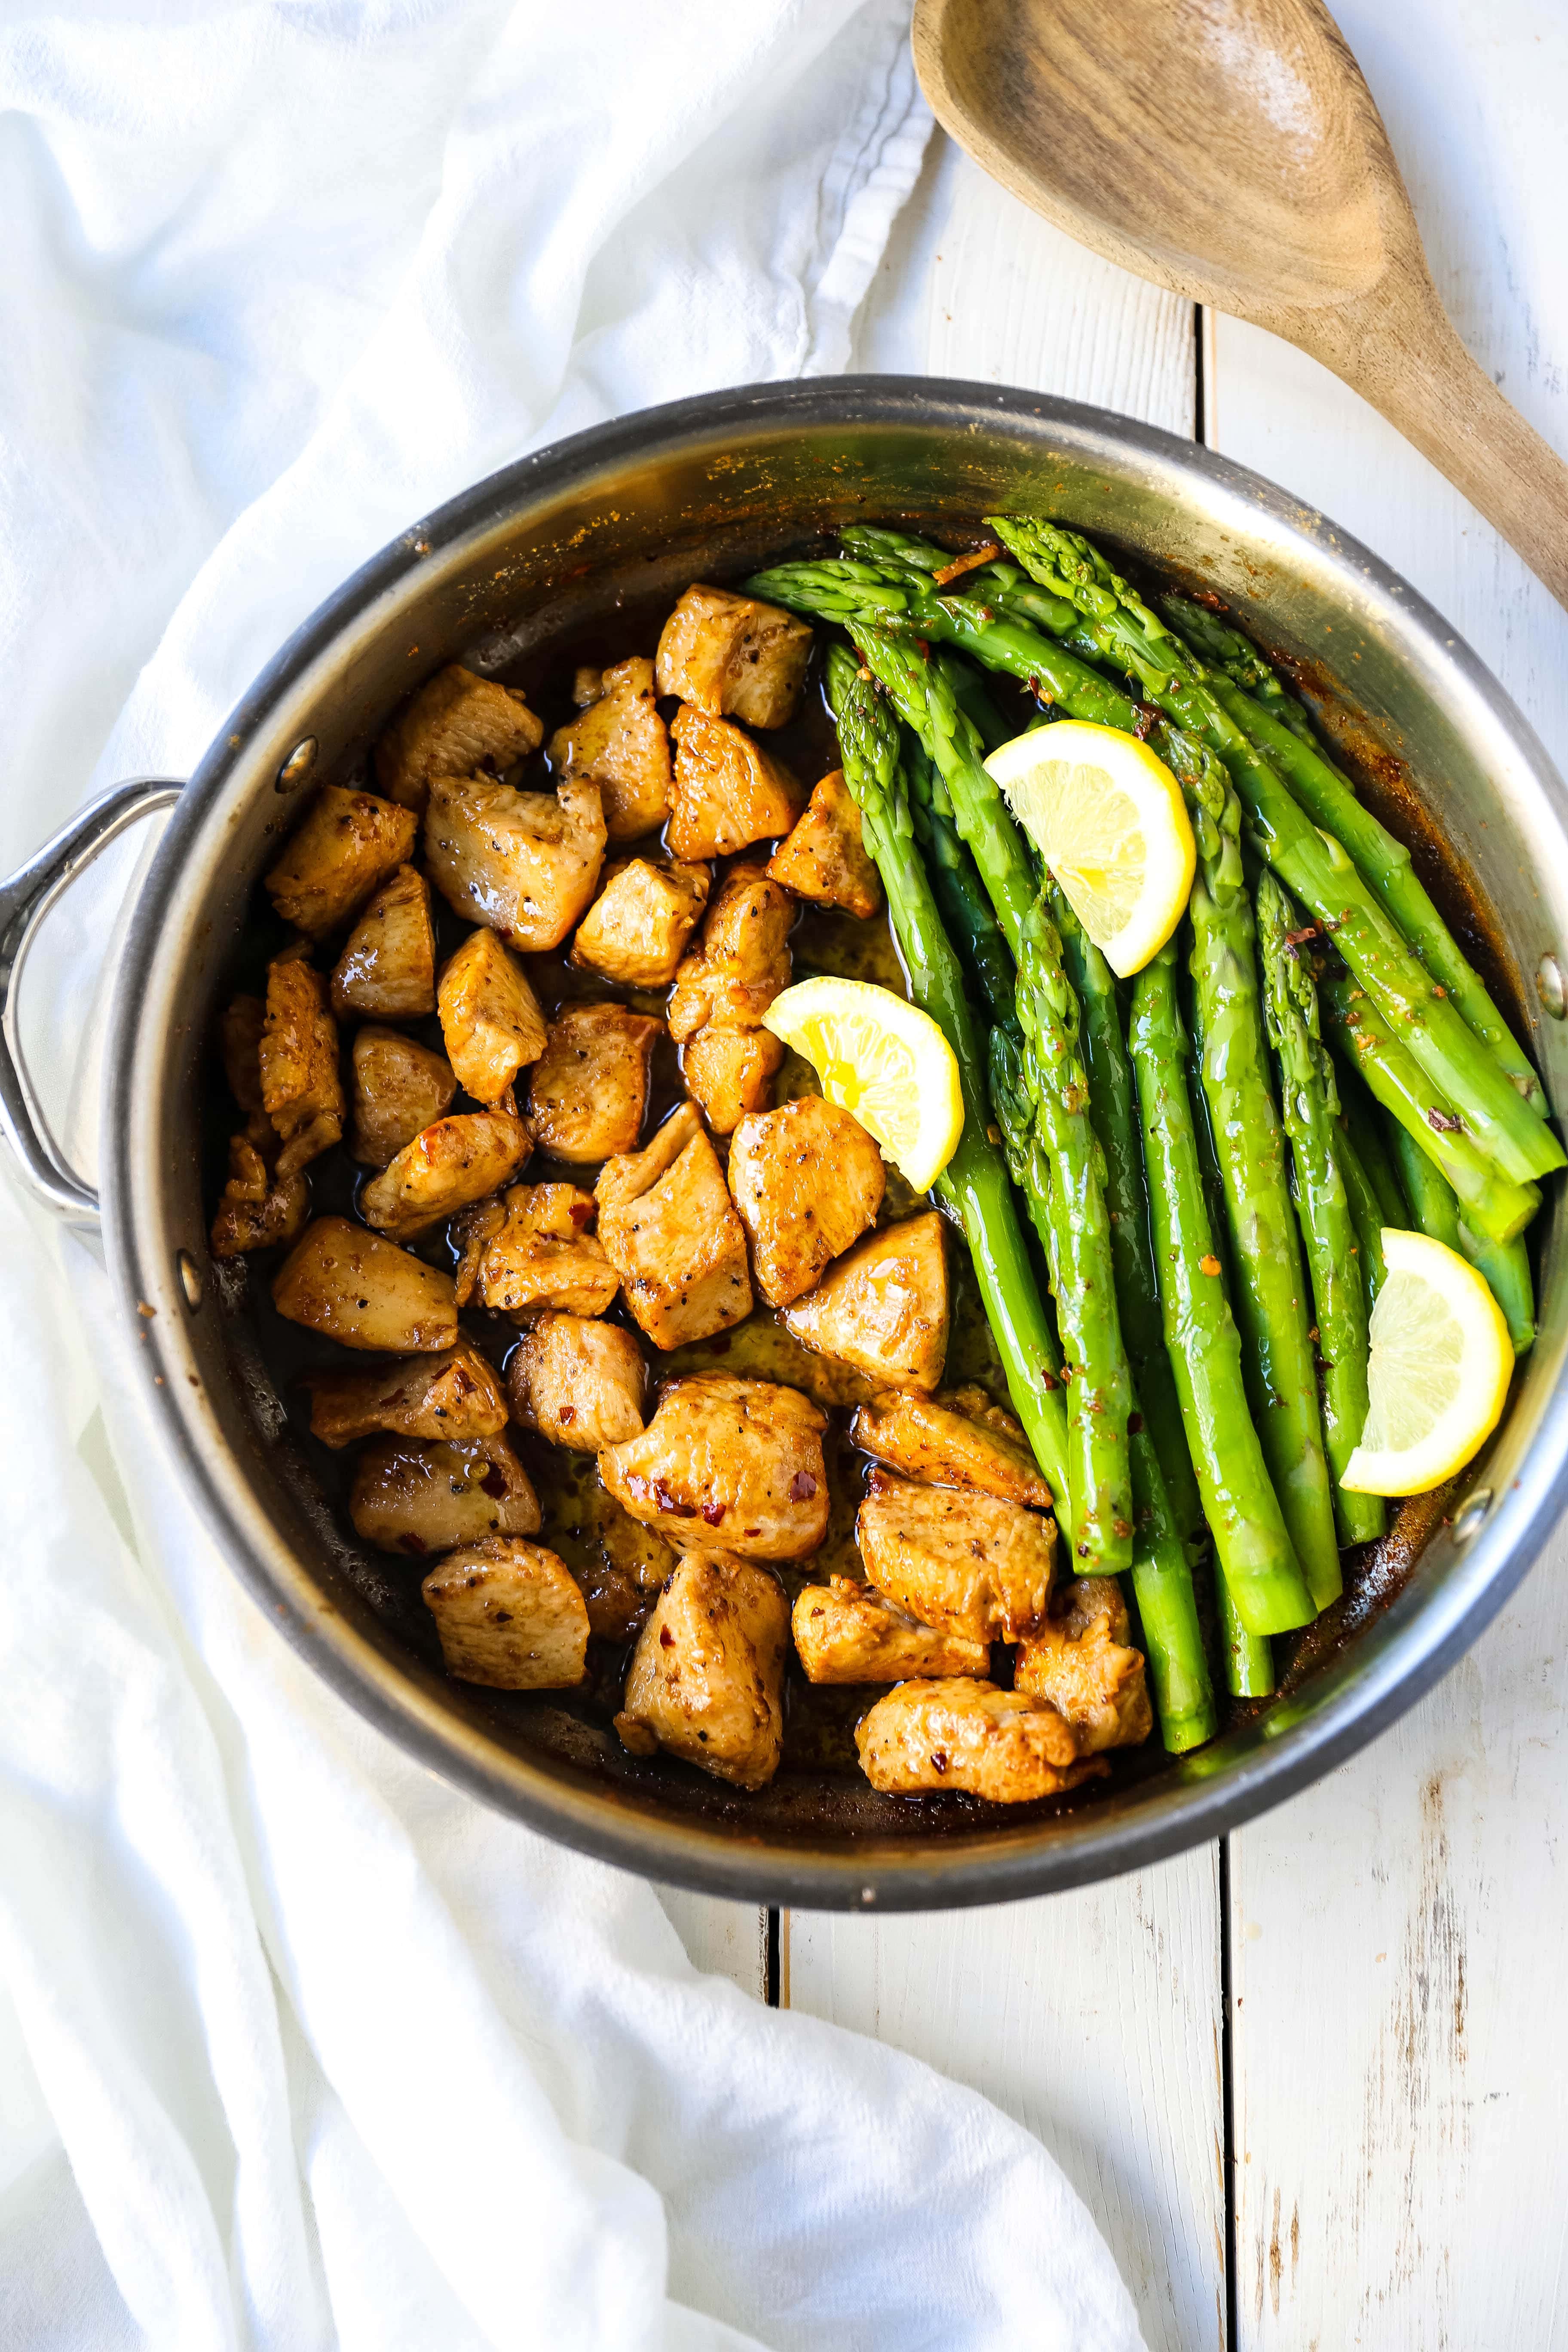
[1341,1229,1513,1496]
[985,719,1195,976]
[761,977,963,1194]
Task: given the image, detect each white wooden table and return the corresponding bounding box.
[666,6,1568,2342]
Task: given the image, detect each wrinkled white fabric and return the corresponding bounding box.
[0,5,1147,2347]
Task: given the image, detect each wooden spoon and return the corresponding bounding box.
[912,0,1568,610]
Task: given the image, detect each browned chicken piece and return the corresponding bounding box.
[526,1001,662,1163]
[595,1103,753,1348]
[850,1384,1053,1509]
[219,994,273,1148]
[208,1135,309,1259]
[790,1575,991,1685]
[375,663,544,815]
[766,771,882,920]
[783,1212,949,1392]
[350,1430,540,1557]
[667,707,805,862]
[435,928,546,1103]
[857,1471,1055,1641]
[854,1678,1106,1803]
[330,865,437,1020]
[571,665,603,708]
[357,1110,533,1242]
[424,772,606,952]
[667,864,793,1134]
[691,1031,786,1136]
[726,1095,885,1308]
[260,957,344,1176]
[461,1182,620,1318]
[1014,1577,1153,1753]
[654,585,813,730]
[600,1373,828,1561]
[422,1536,589,1690]
[547,656,672,843]
[349,1028,457,1166]
[615,1553,789,1789]
[272,1217,459,1352]
[570,858,710,989]
[302,1340,509,1449]
[265,786,418,937]
[507,1313,645,1450]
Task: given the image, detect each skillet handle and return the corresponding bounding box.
[0,778,184,1224]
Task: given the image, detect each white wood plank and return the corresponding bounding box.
[1207,4,1568,2342]
[652,1889,768,1999]
[789,1853,1225,2352]
[815,143,1226,2352]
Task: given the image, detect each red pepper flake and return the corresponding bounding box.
[790,1470,818,1501]
[700,1500,727,1526]
[558,1404,576,1424]
[913,638,931,659]
[1199,1253,1222,1277]
[568,1200,593,1228]
[930,1750,949,1775]
[659,1626,674,1648]
[1284,925,1319,950]
[653,1480,698,1519]
[932,541,1001,588]
[399,1533,429,1556]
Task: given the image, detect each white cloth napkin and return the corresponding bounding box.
[0,6,1148,2346]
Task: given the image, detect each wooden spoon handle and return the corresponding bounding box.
[1329,287,1568,612]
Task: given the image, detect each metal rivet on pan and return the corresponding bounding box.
[860,1885,877,1906]
[177,1250,203,1310]
[1536,953,1565,1019]
[276,737,317,793]
[1452,1488,1492,1544]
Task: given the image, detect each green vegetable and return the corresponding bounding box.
[1129,940,1315,1638]
[1255,872,1383,1547]
[1335,1125,1394,1307]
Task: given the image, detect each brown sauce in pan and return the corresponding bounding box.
[211,534,1537,1822]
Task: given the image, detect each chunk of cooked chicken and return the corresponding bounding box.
[783,1211,949,1391]
[330,864,437,1020]
[600,1372,828,1561]
[526,1001,662,1164]
[358,1110,533,1242]
[766,770,882,920]
[547,655,672,843]
[616,1552,789,1788]
[422,1536,589,1690]
[850,1384,1053,1509]
[302,1340,509,1449]
[680,1029,785,1136]
[855,1678,1105,1802]
[1014,1577,1153,1753]
[856,1471,1055,1641]
[424,772,605,952]
[219,993,269,1142]
[570,858,710,989]
[667,864,793,1133]
[459,1182,620,1318]
[667,707,804,862]
[350,1430,539,1557]
[209,1135,309,1259]
[595,1103,752,1348]
[790,1575,990,1685]
[265,786,418,936]
[375,663,544,815]
[435,928,546,1103]
[349,1027,457,1165]
[260,957,344,1176]
[272,1217,458,1351]
[654,585,812,730]
[726,1094,885,1308]
[507,1312,645,1450]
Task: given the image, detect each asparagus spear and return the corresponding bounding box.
[1335,1126,1394,1307]
[1338,1067,1411,1234]
[1179,741,1343,1611]
[1158,595,1318,746]
[1162,595,1547,1114]
[1319,968,1539,1243]
[823,644,1071,1512]
[1377,1106,1537,1354]
[903,741,1016,1027]
[1255,873,1384,1547]
[1129,940,1315,1638]
[1049,879,1207,1561]
[983,519,1566,1189]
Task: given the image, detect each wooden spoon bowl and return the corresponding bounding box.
[913,0,1568,609]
